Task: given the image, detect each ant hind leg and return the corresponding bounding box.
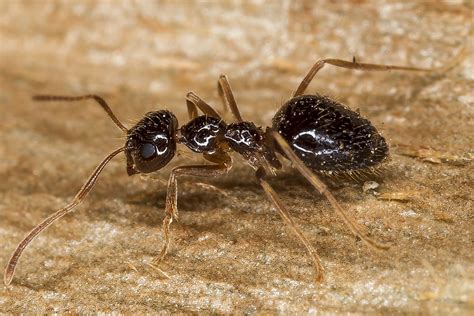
[293,57,431,97]
[272,132,390,251]
[218,75,244,122]
[257,167,324,282]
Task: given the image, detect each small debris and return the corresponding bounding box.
[394,144,471,166]
[400,209,419,218]
[433,210,455,223]
[265,58,298,73]
[316,225,330,235]
[139,173,167,184]
[378,191,419,202]
[362,181,379,194]
[184,181,240,205]
[418,291,439,301]
[193,182,230,198]
[176,149,195,160]
[146,262,171,279]
[125,261,139,272]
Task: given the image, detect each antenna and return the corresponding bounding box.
[4,147,125,286]
[33,95,128,132]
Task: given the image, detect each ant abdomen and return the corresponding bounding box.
[273,95,389,172]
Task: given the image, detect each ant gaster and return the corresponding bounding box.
[4,57,431,285]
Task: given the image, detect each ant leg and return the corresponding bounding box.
[293,58,430,97]
[186,92,222,119]
[257,167,324,282]
[32,94,128,132]
[272,132,390,251]
[186,99,199,120]
[152,153,232,263]
[218,74,243,122]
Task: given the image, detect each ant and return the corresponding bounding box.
[4,56,435,286]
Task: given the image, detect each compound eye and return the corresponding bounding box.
[140,143,156,160]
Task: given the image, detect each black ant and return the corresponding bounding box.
[4,57,434,286]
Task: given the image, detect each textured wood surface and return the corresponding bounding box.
[1,1,472,313]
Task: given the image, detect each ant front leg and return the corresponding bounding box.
[217,74,244,122]
[186,92,222,119]
[293,58,430,97]
[152,153,232,264]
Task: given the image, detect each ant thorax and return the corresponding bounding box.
[224,121,267,167]
[178,115,227,154]
[178,115,269,169]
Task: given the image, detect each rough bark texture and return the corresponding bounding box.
[0,0,472,314]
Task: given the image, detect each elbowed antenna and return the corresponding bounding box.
[4,147,125,286]
[33,94,129,133]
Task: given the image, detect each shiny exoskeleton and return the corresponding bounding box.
[126,111,178,175]
[273,95,389,172]
[5,57,429,286]
[125,109,282,175]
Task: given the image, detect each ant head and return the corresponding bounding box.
[125,111,178,175]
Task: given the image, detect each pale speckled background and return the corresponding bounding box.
[0,0,473,314]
